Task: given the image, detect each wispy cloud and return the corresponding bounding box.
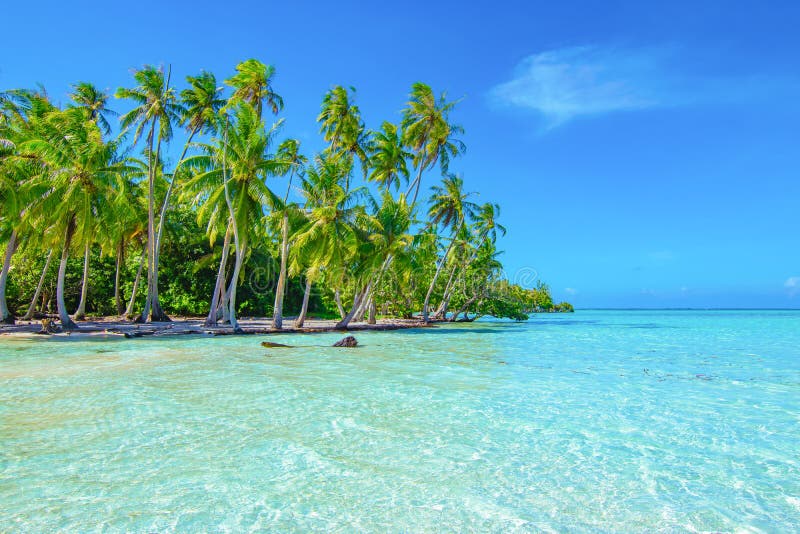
[565,287,578,296]
[785,276,800,297]
[488,45,794,129]
[489,46,674,127]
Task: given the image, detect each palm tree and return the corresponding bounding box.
[401,83,465,206]
[183,103,282,330]
[368,122,410,192]
[421,174,477,322]
[116,65,181,322]
[291,153,362,327]
[151,71,225,305]
[225,59,283,118]
[22,107,121,330]
[271,139,307,329]
[317,86,369,186]
[434,202,505,319]
[69,82,116,135]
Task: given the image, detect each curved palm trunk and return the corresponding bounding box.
[73,242,91,320]
[125,246,146,318]
[335,286,367,330]
[0,230,19,324]
[57,224,78,331]
[450,294,478,322]
[294,278,312,328]
[23,248,54,320]
[422,232,457,323]
[205,223,232,327]
[433,261,459,319]
[227,243,245,333]
[114,239,125,316]
[271,211,290,329]
[333,289,346,319]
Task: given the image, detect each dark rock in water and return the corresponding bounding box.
[333,336,358,347]
[261,341,292,348]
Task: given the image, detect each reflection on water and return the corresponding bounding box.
[2,310,800,531]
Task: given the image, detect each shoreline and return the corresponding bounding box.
[0,316,436,340]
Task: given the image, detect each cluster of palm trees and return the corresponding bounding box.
[1,60,512,330]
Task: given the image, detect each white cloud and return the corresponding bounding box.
[489,44,797,129]
[565,287,578,295]
[490,45,669,127]
[786,277,800,297]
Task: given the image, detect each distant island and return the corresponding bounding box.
[0,60,571,335]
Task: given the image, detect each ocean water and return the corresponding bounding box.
[1,310,799,532]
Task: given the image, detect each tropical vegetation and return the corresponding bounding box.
[0,61,569,330]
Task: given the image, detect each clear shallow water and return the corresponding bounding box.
[1,310,799,532]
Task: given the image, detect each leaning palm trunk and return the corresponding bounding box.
[125,246,146,318]
[0,230,19,324]
[271,211,291,329]
[23,248,54,320]
[422,232,458,322]
[151,128,198,314]
[221,122,243,334]
[272,168,297,330]
[205,223,232,327]
[294,278,312,328]
[450,294,479,322]
[333,289,346,319]
[57,224,78,330]
[433,261,459,319]
[74,242,91,320]
[335,286,368,330]
[114,240,125,315]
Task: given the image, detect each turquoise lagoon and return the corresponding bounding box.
[1,310,799,531]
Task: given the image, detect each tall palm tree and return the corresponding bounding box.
[291,153,362,327]
[434,202,505,319]
[22,107,122,330]
[368,122,410,192]
[69,82,116,135]
[183,103,282,330]
[152,71,225,303]
[225,59,283,118]
[271,138,306,329]
[317,86,369,186]
[116,65,181,322]
[401,83,465,206]
[421,174,477,322]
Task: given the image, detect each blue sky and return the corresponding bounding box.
[3,0,799,308]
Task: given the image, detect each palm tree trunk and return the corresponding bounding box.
[367,298,377,324]
[151,128,198,317]
[422,232,457,322]
[23,248,54,320]
[335,286,367,330]
[0,230,19,324]
[205,223,232,327]
[227,243,245,333]
[433,261,459,319]
[294,278,312,328]
[73,242,90,320]
[271,211,290,329]
[450,294,478,322]
[334,289,346,319]
[125,245,146,318]
[57,223,78,330]
[114,239,125,316]
[221,118,243,334]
